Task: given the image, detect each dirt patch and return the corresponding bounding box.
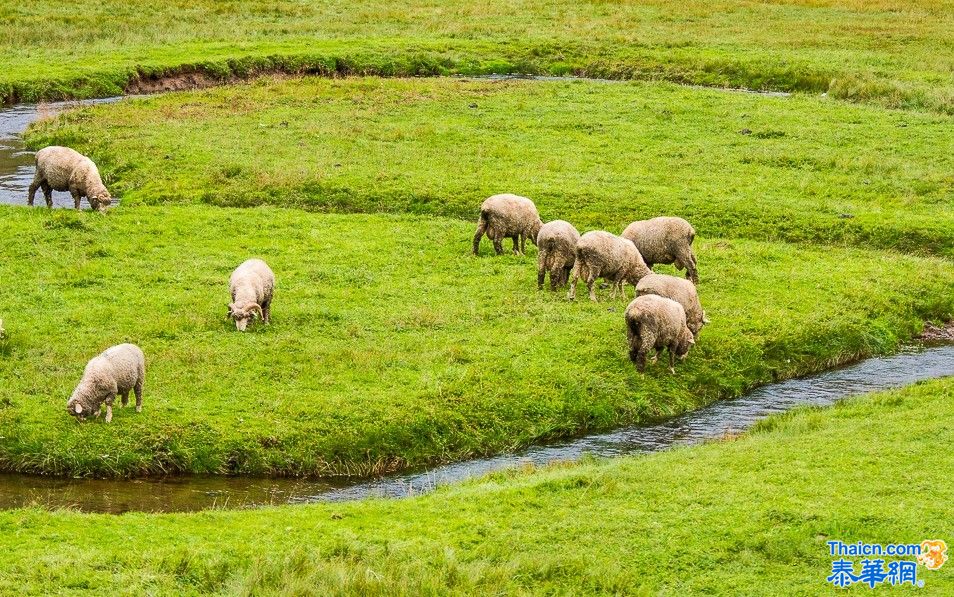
[125,71,235,95]
[919,321,954,342]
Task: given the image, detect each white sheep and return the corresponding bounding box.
[625,295,695,374]
[621,216,698,283]
[28,146,112,212]
[472,194,544,256]
[536,220,580,290]
[636,273,708,337]
[67,343,145,423]
[229,258,275,331]
[567,231,652,301]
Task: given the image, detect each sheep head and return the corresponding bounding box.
[675,325,695,360]
[67,399,88,422]
[89,191,112,213]
[229,302,263,331]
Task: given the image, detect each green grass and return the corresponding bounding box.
[0,205,949,477]
[2,1,953,112]
[0,376,950,594]
[25,77,954,257]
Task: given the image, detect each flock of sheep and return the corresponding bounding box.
[473,193,706,374]
[30,147,705,425]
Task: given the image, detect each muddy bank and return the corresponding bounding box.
[920,321,954,342]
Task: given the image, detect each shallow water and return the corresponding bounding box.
[2,345,950,514]
[0,98,121,208]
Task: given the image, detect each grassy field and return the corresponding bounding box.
[25,77,954,257]
[0,205,948,477]
[0,376,950,594]
[2,1,953,112]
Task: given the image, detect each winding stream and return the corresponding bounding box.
[2,345,950,514]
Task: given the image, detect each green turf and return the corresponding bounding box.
[24,77,954,257]
[0,205,949,477]
[1,376,950,595]
[2,1,952,112]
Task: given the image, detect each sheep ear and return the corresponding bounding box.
[74,403,83,414]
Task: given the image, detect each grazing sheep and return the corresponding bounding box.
[536,220,580,290]
[625,295,695,374]
[621,217,698,284]
[567,231,652,301]
[636,273,708,337]
[229,258,274,331]
[28,146,112,212]
[67,343,145,423]
[472,194,543,256]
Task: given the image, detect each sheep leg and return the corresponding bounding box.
[28,176,42,206]
[41,181,53,208]
[668,348,677,374]
[586,271,599,302]
[676,248,699,284]
[520,234,527,255]
[511,235,520,255]
[120,391,129,407]
[492,232,504,255]
[105,404,113,423]
[472,221,486,255]
[134,380,143,413]
[549,265,563,291]
[637,329,657,372]
[567,263,580,300]
[70,188,82,210]
[262,300,271,323]
[537,258,546,290]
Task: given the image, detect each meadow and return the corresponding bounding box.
[2,1,953,113]
[1,377,951,594]
[25,77,954,256]
[1,205,948,477]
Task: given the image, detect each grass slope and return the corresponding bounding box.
[0,205,950,477]
[25,77,954,257]
[0,376,951,594]
[2,1,953,112]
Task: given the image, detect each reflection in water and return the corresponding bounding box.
[0,98,121,208]
[2,345,951,514]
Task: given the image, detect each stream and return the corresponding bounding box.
[1,344,950,514]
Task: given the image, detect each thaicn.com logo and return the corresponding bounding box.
[826,539,948,588]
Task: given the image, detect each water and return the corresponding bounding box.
[0,98,121,208]
[2,344,950,514]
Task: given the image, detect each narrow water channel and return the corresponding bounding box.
[2,345,950,514]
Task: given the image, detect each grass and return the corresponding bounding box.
[25,77,954,257]
[0,376,951,594]
[0,205,948,477]
[2,1,953,112]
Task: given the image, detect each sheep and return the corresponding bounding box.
[567,230,652,301]
[28,146,112,212]
[621,217,698,284]
[625,295,695,374]
[536,220,581,290]
[472,194,543,256]
[636,273,708,338]
[228,258,274,331]
[67,343,145,423]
